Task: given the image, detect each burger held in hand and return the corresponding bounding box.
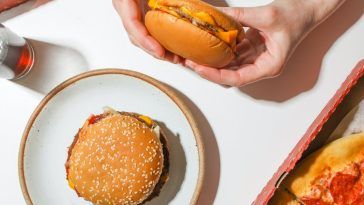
[65,108,169,205]
[145,0,244,68]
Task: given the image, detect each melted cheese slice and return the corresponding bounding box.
[138,115,153,126]
[192,11,216,26]
[148,0,238,46]
[68,179,75,190]
[216,30,238,45]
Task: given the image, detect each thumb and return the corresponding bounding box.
[218,6,269,29]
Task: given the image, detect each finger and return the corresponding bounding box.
[138,0,149,17]
[234,50,285,86]
[217,6,272,29]
[245,28,265,48]
[113,0,142,32]
[186,59,280,86]
[185,61,243,86]
[164,52,184,64]
[234,29,266,65]
[186,61,246,86]
[114,0,165,58]
[237,28,246,42]
[185,60,230,84]
[141,35,166,58]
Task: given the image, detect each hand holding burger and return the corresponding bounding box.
[144,0,244,68]
[185,0,345,86]
[112,0,183,64]
[113,0,346,86]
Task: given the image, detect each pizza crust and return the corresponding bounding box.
[268,188,300,205]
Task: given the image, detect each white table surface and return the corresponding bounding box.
[0,0,363,204]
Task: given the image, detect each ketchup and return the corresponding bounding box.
[88,114,104,124]
[14,44,34,76]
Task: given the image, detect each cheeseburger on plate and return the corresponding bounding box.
[65,108,169,205]
[145,0,244,68]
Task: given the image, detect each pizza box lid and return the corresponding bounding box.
[254,59,364,205]
[0,0,28,12]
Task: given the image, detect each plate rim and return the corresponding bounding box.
[18,69,205,205]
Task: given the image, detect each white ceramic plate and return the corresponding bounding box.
[19,69,204,205]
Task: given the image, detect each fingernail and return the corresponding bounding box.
[144,48,162,60]
[195,68,204,75]
[144,40,154,51]
[185,61,194,68]
[144,40,161,57]
[173,55,180,64]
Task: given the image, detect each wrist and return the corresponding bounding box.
[271,0,317,37]
[302,0,346,26]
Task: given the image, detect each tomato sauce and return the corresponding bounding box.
[300,161,364,204]
[330,173,362,203]
[301,198,329,205]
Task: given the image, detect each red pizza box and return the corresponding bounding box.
[254,59,364,204]
[0,0,28,12]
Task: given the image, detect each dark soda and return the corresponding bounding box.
[0,24,34,79]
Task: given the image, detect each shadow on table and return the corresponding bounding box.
[164,85,221,205]
[238,0,363,102]
[14,39,89,94]
[147,122,187,205]
[0,0,53,22]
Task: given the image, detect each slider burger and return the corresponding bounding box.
[145,0,244,68]
[269,132,364,205]
[65,108,169,205]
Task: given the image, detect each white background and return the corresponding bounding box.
[0,0,363,204]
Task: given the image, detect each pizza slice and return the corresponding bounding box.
[268,187,300,205]
[269,132,364,205]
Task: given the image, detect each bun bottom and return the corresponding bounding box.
[145,10,234,68]
[143,130,169,203]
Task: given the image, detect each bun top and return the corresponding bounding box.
[66,112,164,205]
[149,0,242,32]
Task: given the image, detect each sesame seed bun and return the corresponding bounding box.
[65,111,169,205]
[145,0,244,68]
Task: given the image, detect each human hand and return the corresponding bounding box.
[113,0,182,64]
[185,0,317,86]
[186,0,343,86]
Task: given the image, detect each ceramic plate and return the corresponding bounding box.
[19,69,204,205]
